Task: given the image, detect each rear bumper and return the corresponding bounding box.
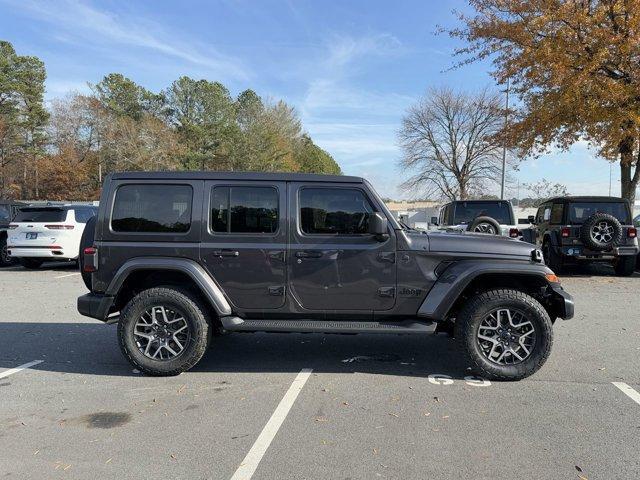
[77,293,115,322]
[560,245,638,259]
[550,284,574,320]
[7,246,76,259]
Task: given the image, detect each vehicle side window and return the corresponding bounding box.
[73,207,96,223]
[300,187,373,235]
[550,203,563,224]
[210,186,278,234]
[542,206,551,222]
[112,184,192,233]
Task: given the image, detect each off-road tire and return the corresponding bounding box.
[455,289,554,381]
[580,213,622,251]
[118,287,211,376]
[542,241,563,274]
[467,216,501,235]
[19,258,44,270]
[0,236,13,267]
[614,256,636,277]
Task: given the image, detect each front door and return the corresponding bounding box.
[288,183,396,312]
[200,180,287,310]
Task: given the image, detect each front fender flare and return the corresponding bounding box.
[417,260,554,321]
[107,257,232,316]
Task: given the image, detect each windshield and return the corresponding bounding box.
[568,202,629,224]
[13,208,67,223]
[0,205,10,223]
[453,201,513,225]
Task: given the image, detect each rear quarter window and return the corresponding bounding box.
[111,184,193,233]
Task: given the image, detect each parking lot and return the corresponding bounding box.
[1,264,639,480]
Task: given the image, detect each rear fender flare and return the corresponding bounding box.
[107,257,232,316]
[417,260,554,320]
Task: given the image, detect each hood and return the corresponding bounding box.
[424,230,536,258]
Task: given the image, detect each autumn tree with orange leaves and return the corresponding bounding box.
[451,0,640,204]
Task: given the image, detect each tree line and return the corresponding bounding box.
[400,0,640,205]
[0,41,341,201]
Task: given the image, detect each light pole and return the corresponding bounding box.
[500,78,510,200]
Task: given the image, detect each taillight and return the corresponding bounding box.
[509,228,520,238]
[8,224,17,229]
[561,227,571,238]
[45,224,74,230]
[628,227,637,238]
[83,246,98,273]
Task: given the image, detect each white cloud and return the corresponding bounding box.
[6,0,250,80]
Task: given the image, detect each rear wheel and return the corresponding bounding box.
[455,289,553,381]
[118,287,211,376]
[0,236,13,267]
[543,241,563,274]
[19,258,44,270]
[614,256,636,276]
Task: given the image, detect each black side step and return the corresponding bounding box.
[219,317,437,334]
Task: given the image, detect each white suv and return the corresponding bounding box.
[7,205,97,269]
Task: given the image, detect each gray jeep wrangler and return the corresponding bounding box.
[77,172,573,380]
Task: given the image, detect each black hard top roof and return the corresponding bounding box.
[0,199,24,205]
[109,171,362,183]
[545,196,628,204]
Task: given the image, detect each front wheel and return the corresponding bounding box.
[118,287,211,376]
[455,289,553,381]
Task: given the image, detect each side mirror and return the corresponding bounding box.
[369,212,388,240]
[528,215,536,224]
[430,216,438,226]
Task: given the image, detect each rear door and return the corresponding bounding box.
[288,183,396,313]
[200,181,287,310]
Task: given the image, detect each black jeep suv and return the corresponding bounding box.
[528,196,638,276]
[0,199,24,266]
[77,172,573,380]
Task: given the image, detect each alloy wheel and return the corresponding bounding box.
[476,308,536,365]
[134,305,191,360]
[591,221,614,244]
[473,222,497,234]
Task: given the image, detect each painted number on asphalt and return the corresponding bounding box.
[427,374,491,387]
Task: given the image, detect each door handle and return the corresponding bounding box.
[212,249,239,257]
[295,251,322,259]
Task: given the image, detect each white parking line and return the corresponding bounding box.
[230,368,313,480]
[0,360,43,379]
[54,272,80,279]
[612,382,640,406]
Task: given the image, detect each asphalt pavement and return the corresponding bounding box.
[1,262,639,479]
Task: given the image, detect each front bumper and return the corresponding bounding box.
[77,293,115,322]
[550,284,574,320]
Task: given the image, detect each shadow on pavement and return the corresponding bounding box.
[0,261,78,272]
[0,322,472,380]
[558,262,639,278]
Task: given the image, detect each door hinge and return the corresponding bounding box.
[268,285,285,296]
[377,252,396,263]
[377,286,396,298]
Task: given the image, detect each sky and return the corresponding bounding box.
[0,0,622,200]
